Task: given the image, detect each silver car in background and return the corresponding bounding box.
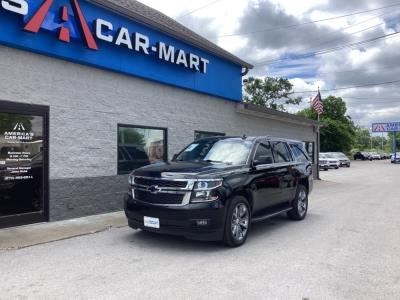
[319,153,340,169]
[328,152,351,167]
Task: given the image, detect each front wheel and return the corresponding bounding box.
[223,196,251,247]
[287,185,308,221]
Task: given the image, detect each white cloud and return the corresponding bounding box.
[137,0,400,127]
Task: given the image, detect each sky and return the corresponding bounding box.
[138,0,400,130]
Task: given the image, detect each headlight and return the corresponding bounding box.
[193,180,222,191]
[191,180,222,203]
[128,175,135,185]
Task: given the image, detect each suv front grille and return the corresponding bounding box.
[134,190,184,205]
[134,177,188,188]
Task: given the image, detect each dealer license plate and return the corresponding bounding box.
[144,216,160,229]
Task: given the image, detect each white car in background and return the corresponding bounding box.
[369,152,382,160]
[391,153,400,164]
[319,153,340,169]
[329,152,351,168]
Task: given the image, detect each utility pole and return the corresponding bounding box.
[370,130,373,151]
[395,131,398,161]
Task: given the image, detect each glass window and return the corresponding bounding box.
[290,144,310,162]
[253,142,274,164]
[175,138,252,165]
[0,113,44,215]
[118,125,167,174]
[194,131,225,141]
[272,142,292,163]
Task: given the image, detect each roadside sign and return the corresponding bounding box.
[372,122,400,163]
[372,122,400,132]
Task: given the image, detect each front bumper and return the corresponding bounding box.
[339,160,351,166]
[124,194,226,241]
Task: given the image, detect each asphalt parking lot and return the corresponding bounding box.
[0,160,399,299]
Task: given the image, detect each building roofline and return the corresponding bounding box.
[89,0,253,69]
[236,103,324,127]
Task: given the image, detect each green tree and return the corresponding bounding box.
[354,127,371,150]
[297,96,356,153]
[243,77,302,111]
[388,132,400,153]
[118,128,145,146]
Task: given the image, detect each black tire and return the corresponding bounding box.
[335,166,339,169]
[223,196,251,247]
[324,167,328,171]
[287,185,308,221]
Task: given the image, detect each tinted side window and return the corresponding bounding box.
[254,142,274,164]
[272,142,292,163]
[290,144,309,162]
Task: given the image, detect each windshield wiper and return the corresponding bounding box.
[203,159,231,164]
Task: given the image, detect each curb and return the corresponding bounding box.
[0,211,128,251]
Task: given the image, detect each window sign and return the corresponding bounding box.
[0,113,44,217]
[118,125,167,174]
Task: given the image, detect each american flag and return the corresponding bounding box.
[312,91,323,115]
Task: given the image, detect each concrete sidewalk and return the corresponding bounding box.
[0,211,127,250]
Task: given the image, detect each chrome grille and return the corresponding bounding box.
[132,176,192,206]
[134,190,184,205]
[134,177,188,188]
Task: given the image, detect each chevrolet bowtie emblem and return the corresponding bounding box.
[148,185,161,194]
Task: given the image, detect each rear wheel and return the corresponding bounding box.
[287,185,308,221]
[223,196,250,247]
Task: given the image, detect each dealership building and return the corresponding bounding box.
[0,0,321,228]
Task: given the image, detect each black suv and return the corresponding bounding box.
[353,151,370,161]
[124,136,313,247]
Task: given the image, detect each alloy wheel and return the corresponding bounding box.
[231,203,249,241]
[297,189,307,216]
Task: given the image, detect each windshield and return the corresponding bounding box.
[320,153,335,159]
[175,139,253,165]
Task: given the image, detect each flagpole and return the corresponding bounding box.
[317,87,321,180]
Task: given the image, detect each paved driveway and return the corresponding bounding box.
[1,160,399,299]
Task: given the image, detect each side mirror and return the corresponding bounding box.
[253,156,273,166]
[172,153,179,161]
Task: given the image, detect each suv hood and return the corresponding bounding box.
[132,161,245,179]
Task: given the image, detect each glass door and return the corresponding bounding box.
[0,102,49,228]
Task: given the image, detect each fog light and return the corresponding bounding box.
[195,191,208,198]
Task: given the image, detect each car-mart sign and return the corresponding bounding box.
[372,122,400,132]
[0,0,242,101]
